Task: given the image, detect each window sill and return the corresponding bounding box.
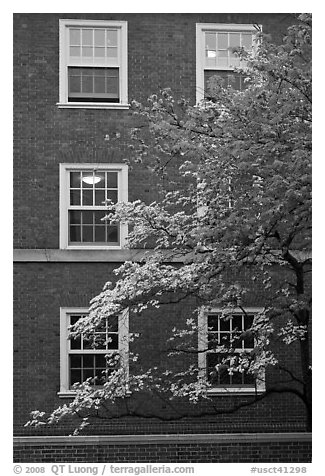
[207,387,265,396]
[58,389,132,399]
[57,391,76,398]
[57,102,130,110]
[62,245,124,251]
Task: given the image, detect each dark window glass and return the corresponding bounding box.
[68,67,119,102]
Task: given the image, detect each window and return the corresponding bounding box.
[198,308,265,394]
[196,23,259,102]
[59,163,128,249]
[59,307,129,396]
[59,19,128,108]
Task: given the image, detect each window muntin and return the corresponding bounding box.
[59,307,129,395]
[198,307,265,393]
[196,23,259,102]
[59,20,128,107]
[60,164,128,249]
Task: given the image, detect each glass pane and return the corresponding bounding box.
[205,33,216,50]
[95,354,107,368]
[107,47,118,58]
[208,315,219,331]
[69,46,80,57]
[94,29,105,46]
[83,354,95,368]
[69,225,81,242]
[95,172,106,188]
[70,315,81,325]
[70,369,82,385]
[70,335,81,350]
[94,75,105,93]
[70,190,81,206]
[217,57,228,67]
[106,190,118,203]
[217,49,228,58]
[83,368,94,382]
[228,74,241,90]
[82,46,93,58]
[70,354,82,367]
[94,211,106,224]
[232,371,244,385]
[95,47,105,58]
[219,317,230,332]
[107,172,118,188]
[107,29,118,46]
[107,226,119,243]
[242,33,252,49]
[70,171,81,188]
[82,190,93,206]
[82,29,93,46]
[218,32,228,49]
[244,333,254,349]
[82,225,94,242]
[95,190,105,205]
[82,210,94,225]
[244,314,254,329]
[70,28,80,45]
[232,315,243,331]
[93,332,106,349]
[81,171,94,187]
[208,332,218,350]
[108,315,118,332]
[220,332,230,346]
[106,76,119,94]
[229,33,240,47]
[244,371,255,385]
[68,74,81,93]
[69,210,81,225]
[219,365,231,385]
[107,333,119,349]
[95,226,105,242]
[81,74,94,93]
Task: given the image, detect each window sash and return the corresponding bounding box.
[68,313,119,387]
[68,67,120,102]
[59,163,128,249]
[60,307,129,394]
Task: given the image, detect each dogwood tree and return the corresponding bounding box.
[27,14,311,433]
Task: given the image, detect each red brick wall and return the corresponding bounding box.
[13,438,312,463]
[13,13,308,439]
[13,13,295,249]
[14,262,307,436]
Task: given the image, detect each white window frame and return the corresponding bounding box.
[198,307,265,395]
[196,23,260,103]
[58,19,128,109]
[59,163,128,250]
[59,307,129,397]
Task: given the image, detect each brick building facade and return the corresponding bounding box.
[13,13,311,462]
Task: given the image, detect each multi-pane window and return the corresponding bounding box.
[196,24,259,102]
[198,308,265,393]
[59,20,128,108]
[59,308,129,395]
[60,164,128,249]
[206,312,255,387]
